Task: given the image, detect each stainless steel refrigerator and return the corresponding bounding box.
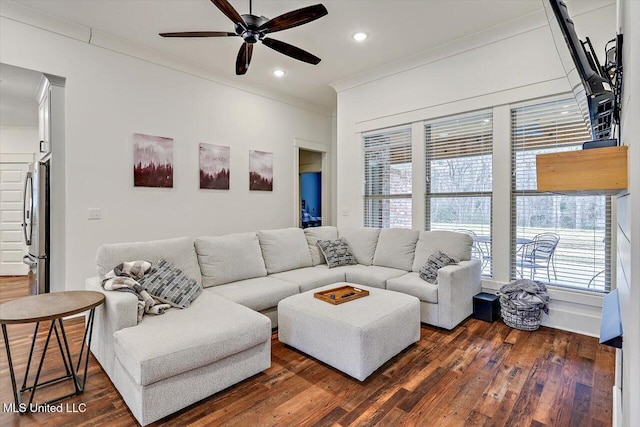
[22,155,50,294]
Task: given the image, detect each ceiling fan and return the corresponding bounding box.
[160,0,328,75]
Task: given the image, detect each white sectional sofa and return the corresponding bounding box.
[86,226,481,425]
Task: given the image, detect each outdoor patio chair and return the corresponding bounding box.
[588,269,606,289]
[516,232,560,282]
[454,229,491,270]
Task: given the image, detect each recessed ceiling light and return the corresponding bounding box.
[273,69,285,78]
[352,32,368,42]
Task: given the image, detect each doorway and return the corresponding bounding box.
[300,172,321,228]
[298,149,323,228]
[0,64,42,278]
[0,63,64,295]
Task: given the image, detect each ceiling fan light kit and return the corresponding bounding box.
[160,0,328,75]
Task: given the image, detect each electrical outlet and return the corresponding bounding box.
[88,208,101,220]
[342,208,350,216]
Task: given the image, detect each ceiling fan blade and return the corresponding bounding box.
[258,4,328,34]
[159,31,237,37]
[262,38,321,65]
[235,43,253,75]
[211,0,246,27]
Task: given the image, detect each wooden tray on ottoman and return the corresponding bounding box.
[314,285,369,305]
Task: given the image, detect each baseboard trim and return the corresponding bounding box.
[539,306,601,338]
[613,384,622,427]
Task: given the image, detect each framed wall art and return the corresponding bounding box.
[249,150,273,191]
[199,143,230,190]
[133,133,173,188]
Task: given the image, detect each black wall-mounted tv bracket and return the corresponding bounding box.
[582,33,623,150]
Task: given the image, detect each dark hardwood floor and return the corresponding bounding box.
[0,276,614,426]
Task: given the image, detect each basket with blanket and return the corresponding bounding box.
[498,279,550,331]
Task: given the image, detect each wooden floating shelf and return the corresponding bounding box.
[536,146,628,195]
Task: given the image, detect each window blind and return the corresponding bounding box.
[425,111,493,276]
[363,126,412,228]
[511,97,611,292]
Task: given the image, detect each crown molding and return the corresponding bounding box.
[0,1,333,117]
[0,0,90,42]
[331,0,616,94]
[331,10,547,94]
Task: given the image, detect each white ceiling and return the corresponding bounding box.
[7,0,611,109]
[11,0,552,108]
[0,63,41,126]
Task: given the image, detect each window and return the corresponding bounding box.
[425,111,493,276]
[363,126,412,228]
[511,97,611,292]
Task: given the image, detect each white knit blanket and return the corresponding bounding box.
[102,260,171,322]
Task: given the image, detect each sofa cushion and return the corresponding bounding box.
[372,228,419,271]
[317,238,357,268]
[257,228,313,274]
[339,228,380,266]
[411,231,473,272]
[270,266,346,293]
[139,259,202,308]
[387,272,438,304]
[205,277,299,312]
[113,292,270,386]
[304,226,338,266]
[195,232,267,287]
[343,264,407,289]
[313,264,361,276]
[96,237,202,284]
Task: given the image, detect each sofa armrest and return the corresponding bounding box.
[436,260,482,330]
[85,276,138,376]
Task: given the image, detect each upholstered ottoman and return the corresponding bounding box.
[278,283,420,381]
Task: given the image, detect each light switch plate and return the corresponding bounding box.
[88,208,101,220]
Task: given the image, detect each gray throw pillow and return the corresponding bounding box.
[316,238,357,268]
[419,251,459,284]
[139,259,202,308]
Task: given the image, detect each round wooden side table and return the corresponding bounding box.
[0,290,105,414]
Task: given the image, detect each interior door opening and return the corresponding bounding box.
[299,149,323,228]
[0,63,65,295]
[301,172,321,228]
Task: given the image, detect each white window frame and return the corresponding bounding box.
[424,110,494,276]
[362,125,412,228]
[509,96,613,293]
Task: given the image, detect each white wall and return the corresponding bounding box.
[333,2,616,336]
[0,16,332,292]
[0,126,38,154]
[616,1,639,425]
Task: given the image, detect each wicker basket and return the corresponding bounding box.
[499,296,544,331]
